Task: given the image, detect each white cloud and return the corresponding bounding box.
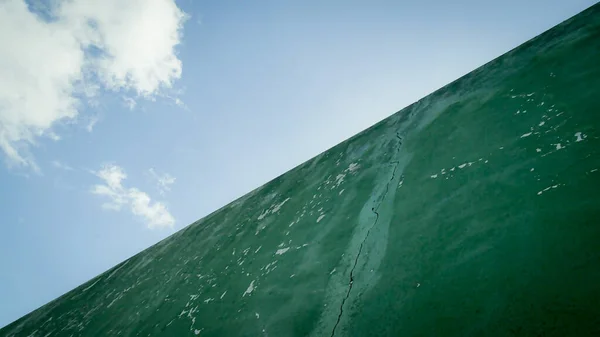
[91,164,175,229]
[123,97,137,110]
[174,97,188,110]
[86,115,99,132]
[128,188,176,229]
[51,160,74,171]
[0,0,187,168]
[48,132,62,141]
[147,168,176,195]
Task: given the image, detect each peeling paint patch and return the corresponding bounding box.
[275,247,290,255]
[347,163,360,172]
[242,281,256,297]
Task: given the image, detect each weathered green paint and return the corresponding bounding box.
[3,4,600,336]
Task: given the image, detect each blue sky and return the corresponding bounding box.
[0,0,596,328]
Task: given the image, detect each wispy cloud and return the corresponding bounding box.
[0,0,187,169]
[160,90,188,110]
[147,168,176,195]
[123,97,137,111]
[86,115,100,133]
[48,132,61,141]
[91,164,175,229]
[51,160,74,171]
[174,98,187,110]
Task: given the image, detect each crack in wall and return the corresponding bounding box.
[330,133,403,337]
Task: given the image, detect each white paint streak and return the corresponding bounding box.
[257,210,269,221]
[334,174,346,187]
[106,260,130,280]
[242,280,256,297]
[82,278,101,292]
[272,198,291,213]
[275,247,290,255]
[347,163,360,172]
